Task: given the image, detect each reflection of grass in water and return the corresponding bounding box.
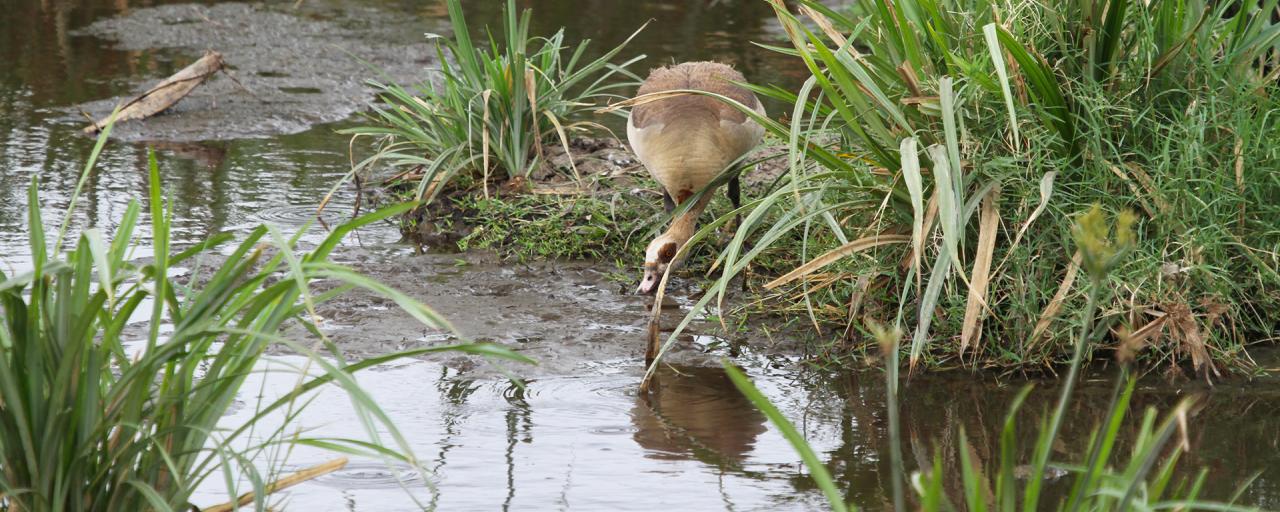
[0,125,530,510]
[726,208,1260,510]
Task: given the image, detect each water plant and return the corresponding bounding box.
[453,193,652,262]
[672,0,1280,371]
[0,125,529,511]
[344,0,645,205]
[724,206,1259,510]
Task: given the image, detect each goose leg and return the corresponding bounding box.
[727,173,750,291]
[728,174,741,228]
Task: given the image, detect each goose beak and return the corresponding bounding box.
[636,265,662,295]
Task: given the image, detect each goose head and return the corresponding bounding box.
[637,233,681,295]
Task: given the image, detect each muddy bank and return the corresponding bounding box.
[291,247,803,378]
[72,1,437,141]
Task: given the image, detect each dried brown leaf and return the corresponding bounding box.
[1029,251,1082,348]
[960,186,1001,355]
[765,234,911,290]
[1166,302,1221,381]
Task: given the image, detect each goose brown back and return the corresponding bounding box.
[627,61,764,301]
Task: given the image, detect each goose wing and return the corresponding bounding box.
[627,62,765,195]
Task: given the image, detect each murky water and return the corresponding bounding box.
[3,0,1279,510]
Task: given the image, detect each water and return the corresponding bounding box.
[2,0,1279,510]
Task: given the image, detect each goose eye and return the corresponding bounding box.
[658,242,677,262]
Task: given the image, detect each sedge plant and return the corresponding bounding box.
[0,125,530,511]
[343,0,646,205]
[670,0,1280,372]
[724,206,1260,510]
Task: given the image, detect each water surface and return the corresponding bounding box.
[2,0,1278,510]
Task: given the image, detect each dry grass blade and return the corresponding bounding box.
[841,274,873,340]
[640,264,677,393]
[1029,251,1082,347]
[799,4,863,59]
[203,458,349,512]
[1166,302,1221,381]
[1107,165,1157,217]
[530,183,588,196]
[765,234,911,290]
[1234,135,1245,195]
[1119,313,1169,361]
[543,111,582,183]
[960,186,1001,355]
[481,89,493,199]
[1235,135,1246,226]
[1117,161,1169,215]
[596,90,713,114]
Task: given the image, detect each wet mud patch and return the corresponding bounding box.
[290,247,799,379]
[72,1,437,141]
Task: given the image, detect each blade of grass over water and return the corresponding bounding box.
[723,362,851,512]
[0,124,528,510]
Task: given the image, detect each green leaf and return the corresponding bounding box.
[723,362,851,512]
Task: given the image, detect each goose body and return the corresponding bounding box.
[627,62,765,295]
[627,62,765,206]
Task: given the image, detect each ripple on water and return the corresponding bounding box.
[250,204,348,228]
[313,461,426,490]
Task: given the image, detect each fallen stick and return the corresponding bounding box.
[84,50,226,134]
[202,457,348,512]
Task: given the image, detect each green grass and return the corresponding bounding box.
[0,124,530,511]
[343,0,645,205]
[657,0,1280,373]
[724,207,1260,510]
[454,194,651,262]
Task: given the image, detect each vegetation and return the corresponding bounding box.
[657,0,1280,372]
[344,0,645,206]
[454,194,652,262]
[0,126,528,510]
[725,207,1259,510]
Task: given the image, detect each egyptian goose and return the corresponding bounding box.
[627,61,765,294]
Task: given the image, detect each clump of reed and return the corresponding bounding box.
[725,206,1259,510]
[344,0,645,206]
[0,125,528,510]
[668,0,1280,372]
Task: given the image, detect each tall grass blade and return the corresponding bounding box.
[722,363,850,512]
[959,186,1000,355]
[900,137,925,285]
[983,23,1021,147]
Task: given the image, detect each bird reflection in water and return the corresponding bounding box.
[631,365,767,466]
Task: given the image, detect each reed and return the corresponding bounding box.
[0,125,530,511]
[343,0,645,205]
[725,206,1259,510]
[669,0,1280,371]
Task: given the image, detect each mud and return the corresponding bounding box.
[7,0,1280,509]
[72,1,437,141]
[295,246,799,378]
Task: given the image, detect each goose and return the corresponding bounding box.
[627,61,765,295]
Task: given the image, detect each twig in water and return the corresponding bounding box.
[202,457,348,512]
